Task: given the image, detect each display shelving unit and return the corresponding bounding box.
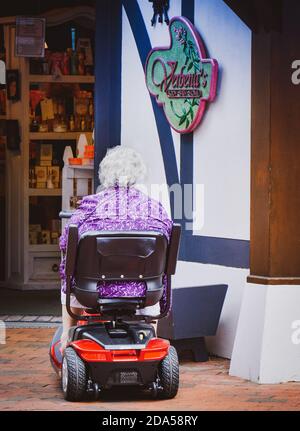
[1,6,95,289]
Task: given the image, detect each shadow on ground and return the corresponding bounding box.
[0,288,61,315]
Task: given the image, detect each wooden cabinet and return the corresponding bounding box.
[28,253,61,282]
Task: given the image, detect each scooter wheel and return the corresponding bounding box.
[62,347,87,401]
[158,345,179,399]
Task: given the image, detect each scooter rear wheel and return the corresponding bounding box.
[62,347,87,401]
[158,345,179,399]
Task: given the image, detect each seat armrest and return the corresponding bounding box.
[165,224,181,275]
[66,224,78,277]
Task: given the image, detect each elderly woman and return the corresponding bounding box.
[59,145,172,351]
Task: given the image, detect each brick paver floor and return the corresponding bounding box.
[0,328,300,411]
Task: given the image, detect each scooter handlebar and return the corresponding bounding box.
[59,211,74,219]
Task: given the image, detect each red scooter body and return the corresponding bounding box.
[49,319,176,399]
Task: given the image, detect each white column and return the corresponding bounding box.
[230,283,300,383]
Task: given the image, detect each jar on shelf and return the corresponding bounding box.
[53,119,67,133]
[30,118,39,132]
[38,122,49,133]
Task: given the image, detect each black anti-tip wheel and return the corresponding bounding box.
[62,347,88,401]
[158,345,179,399]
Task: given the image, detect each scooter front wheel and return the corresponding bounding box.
[62,347,88,401]
[158,345,179,399]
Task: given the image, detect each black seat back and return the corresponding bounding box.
[76,230,168,281]
[65,225,181,316]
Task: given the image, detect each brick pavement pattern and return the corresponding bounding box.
[0,328,300,411]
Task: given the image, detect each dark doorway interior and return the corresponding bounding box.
[0,1,95,18]
[0,119,5,282]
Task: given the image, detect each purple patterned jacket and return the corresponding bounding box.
[59,185,173,313]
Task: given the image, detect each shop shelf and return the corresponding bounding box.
[29,244,60,252]
[29,132,92,140]
[29,74,95,84]
[28,188,62,196]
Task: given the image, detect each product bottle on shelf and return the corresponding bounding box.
[43,49,52,75]
[47,171,54,189]
[88,100,94,116]
[78,49,86,75]
[66,48,73,72]
[80,116,86,132]
[70,50,78,75]
[30,118,39,132]
[69,115,75,131]
[62,51,70,75]
[74,114,80,131]
[88,100,94,130]
[29,169,32,188]
[29,168,37,188]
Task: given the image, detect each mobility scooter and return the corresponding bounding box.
[50,217,181,401]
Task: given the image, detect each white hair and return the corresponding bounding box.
[98,146,147,188]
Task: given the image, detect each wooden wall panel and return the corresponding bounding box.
[249,0,300,284]
[249,31,272,278]
[269,0,300,278]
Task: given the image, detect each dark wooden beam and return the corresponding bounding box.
[248,30,272,279]
[224,0,282,32]
[248,0,300,285]
[224,0,257,30]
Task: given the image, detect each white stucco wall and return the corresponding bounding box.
[193,0,251,240]
[121,0,251,358]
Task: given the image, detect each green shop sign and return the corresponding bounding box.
[145,16,218,134]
